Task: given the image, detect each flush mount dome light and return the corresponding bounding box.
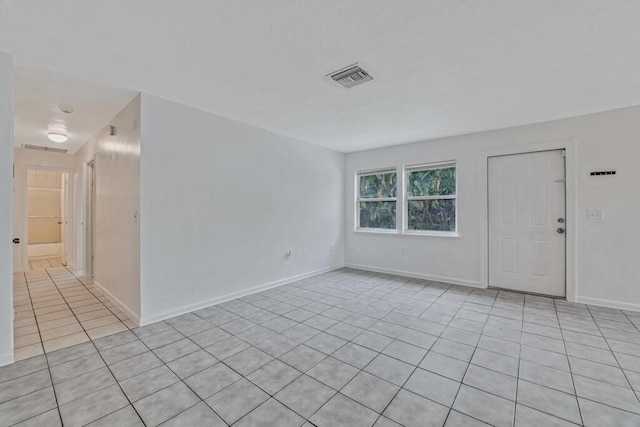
[47,131,68,143]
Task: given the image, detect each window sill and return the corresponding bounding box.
[354,228,398,235]
[353,229,460,238]
[403,230,460,238]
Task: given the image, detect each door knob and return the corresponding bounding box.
[557,218,564,223]
[557,228,565,234]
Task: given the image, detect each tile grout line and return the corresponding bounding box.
[555,298,585,426]
[129,321,248,425]
[232,273,640,424]
[68,269,135,328]
[41,266,149,426]
[131,287,620,421]
[44,266,131,347]
[13,270,65,426]
[7,268,640,426]
[441,289,498,426]
[306,281,484,425]
[281,279,537,424]
[127,277,430,425]
[584,304,640,407]
[511,294,525,427]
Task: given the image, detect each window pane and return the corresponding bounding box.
[359,172,397,198]
[407,167,456,197]
[407,199,456,232]
[359,201,396,229]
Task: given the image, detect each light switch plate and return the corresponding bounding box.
[586,208,604,220]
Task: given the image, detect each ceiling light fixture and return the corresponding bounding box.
[59,105,74,114]
[47,131,68,143]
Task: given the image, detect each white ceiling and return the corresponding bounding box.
[12,64,136,153]
[1,1,640,153]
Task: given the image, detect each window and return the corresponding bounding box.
[405,162,456,233]
[357,169,397,230]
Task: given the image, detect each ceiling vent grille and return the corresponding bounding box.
[23,144,68,154]
[328,63,373,88]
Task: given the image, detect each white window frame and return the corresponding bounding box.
[404,161,458,236]
[355,167,398,233]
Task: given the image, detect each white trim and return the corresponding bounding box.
[403,162,458,235]
[93,280,141,326]
[402,231,460,238]
[357,167,397,177]
[83,157,96,277]
[17,165,79,272]
[354,228,398,235]
[0,352,14,367]
[405,160,456,172]
[345,263,483,288]
[479,139,577,302]
[576,296,640,314]
[138,264,345,326]
[356,167,400,233]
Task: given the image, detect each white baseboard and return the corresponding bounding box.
[0,351,14,367]
[345,263,484,289]
[94,281,141,326]
[575,296,640,313]
[139,264,345,326]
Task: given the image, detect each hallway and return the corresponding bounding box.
[13,266,135,361]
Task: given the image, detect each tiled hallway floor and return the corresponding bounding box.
[2,268,640,426]
[26,257,65,271]
[13,267,135,361]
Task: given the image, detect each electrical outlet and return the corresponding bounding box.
[586,208,604,220]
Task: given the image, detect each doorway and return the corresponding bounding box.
[25,169,70,270]
[488,150,566,297]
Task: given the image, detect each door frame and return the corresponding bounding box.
[85,158,96,278]
[479,138,577,302]
[19,165,78,271]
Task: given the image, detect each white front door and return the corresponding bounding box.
[488,150,566,297]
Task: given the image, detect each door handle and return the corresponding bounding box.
[557,228,565,234]
[12,238,20,244]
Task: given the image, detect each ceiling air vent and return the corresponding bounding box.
[328,63,373,88]
[23,144,68,154]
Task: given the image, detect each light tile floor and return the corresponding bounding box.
[2,268,640,426]
[13,266,135,362]
[27,257,65,272]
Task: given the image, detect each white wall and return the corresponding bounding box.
[345,106,640,312]
[76,95,141,322]
[0,51,14,366]
[139,94,344,324]
[13,148,79,272]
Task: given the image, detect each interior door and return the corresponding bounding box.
[488,150,566,296]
